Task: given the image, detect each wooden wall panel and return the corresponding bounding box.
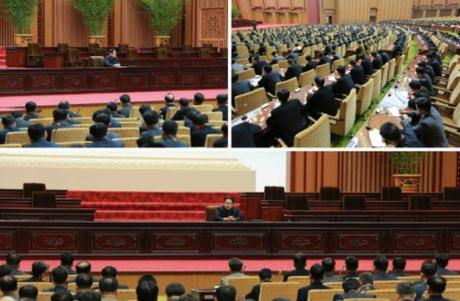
[51,0,89,47]
[434,0,447,6]
[194,0,227,48]
[322,0,336,10]
[420,0,433,7]
[447,0,460,5]
[0,0,16,47]
[377,0,413,21]
[114,0,154,48]
[336,0,371,23]
[290,152,458,193]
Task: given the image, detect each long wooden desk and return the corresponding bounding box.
[0,208,95,221]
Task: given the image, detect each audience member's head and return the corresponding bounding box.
[25,101,37,113]
[314,76,325,87]
[89,123,108,141]
[27,124,47,143]
[60,253,74,268]
[58,101,70,111]
[292,253,307,270]
[215,286,236,301]
[263,65,272,74]
[0,265,11,278]
[76,261,92,274]
[228,258,243,273]
[19,285,38,300]
[51,266,68,285]
[393,257,406,272]
[162,120,179,138]
[259,268,272,282]
[53,109,68,123]
[277,89,290,103]
[345,255,359,272]
[2,116,16,129]
[6,253,21,267]
[435,254,450,269]
[137,275,157,285]
[107,102,118,113]
[143,111,160,128]
[0,275,17,294]
[108,49,117,58]
[194,93,205,105]
[178,294,198,301]
[396,282,414,300]
[380,122,402,146]
[76,290,101,301]
[165,93,175,104]
[217,94,228,106]
[321,257,336,274]
[373,255,389,273]
[136,281,159,301]
[416,97,432,116]
[102,266,118,279]
[99,277,118,295]
[165,283,185,300]
[342,278,360,293]
[427,276,447,296]
[421,261,438,280]
[359,272,374,286]
[336,66,346,77]
[51,291,73,301]
[309,264,325,282]
[76,273,93,290]
[178,98,189,109]
[31,261,48,279]
[120,94,131,105]
[139,105,152,116]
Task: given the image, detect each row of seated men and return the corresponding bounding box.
[0,93,228,148]
[220,254,458,301]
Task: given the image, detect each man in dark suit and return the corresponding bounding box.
[333,278,376,301]
[60,253,76,276]
[139,111,162,143]
[43,266,72,294]
[160,121,189,148]
[213,94,228,121]
[284,59,303,81]
[427,52,442,77]
[0,116,19,145]
[0,275,18,301]
[214,196,243,221]
[213,124,228,148]
[45,109,73,141]
[391,257,408,277]
[407,98,448,147]
[378,50,390,65]
[435,254,458,276]
[416,66,433,95]
[24,261,48,282]
[86,113,121,142]
[166,283,185,301]
[24,101,41,121]
[252,55,269,76]
[74,273,94,300]
[283,253,309,281]
[24,124,60,148]
[259,65,282,95]
[160,93,176,120]
[373,255,398,280]
[415,261,438,301]
[296,264,330,301]
[407,80,431,113]
[58,100,81,119]
[194,93,205,106]
[303,56,318,72]
[266,89,308,147]
[306,76,338,119]
[232,74,253,106]
[318,53,331,65]
[87,123,124,148]
[349,60,367,86]
[358,273,375,294]
[322,258,342,283]
[191,114,220,147]
[342,256,359,280]
[245,268,272,301]
[232,122,262,148]
[379,122,423,148]
[359,54,374,76]
[423,276,453,301]
[371,51,383,70]
[119,94,132,118]
[101,266,129,289]
[103,49,121,68]
[172,98,190,121]
[6,253,28,276]
[331,66,354,99]
[396,282,415,301]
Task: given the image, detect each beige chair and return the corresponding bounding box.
[165,107,178,120]
[381,63,389,89]
[70,117,92,124]
[331,58,346,72]
[113,137,138,148]
[259,282,302,301]
[228,277,259,301]
[330,88,357,137]
[275,77,299,94]
[0,144,22,148]
[396,276,420,282]
[176,135,191,146]
[205,112,223,121]
[5,131,29,145]
[308,289,343,301]
[37,292,53,301]
[278,60,288,69]
[437,101,460,131]
[296,56,307,66]
[237,68,256,81]
[205,134,224,147]
[237,45,249,58]
[356,78,374,115]
[120,122,141,128]
[299,70,315,87]
[286,276,309,284]
[193,104,213,113]
[51,128,88,143]
[371,69,382,100]
[374,280,403,290]
[324,282,343,289]
[235,88,269,116]
[57,141,89,147]
[388,58,396,81]
[117,289,137,301]
[236,58,250,65]
[292,115,331,148]
[177,127,191,136]
[433,78,460,108]
[396,54,406,75]
[316,63,331,78]
[443,289,460,300]
[29,118,54,126]
[110,127,140,138]
[371,289,400,301]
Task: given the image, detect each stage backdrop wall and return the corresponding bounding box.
[290,152,458,193]
[0,150,255,193]
[0,0,227,49]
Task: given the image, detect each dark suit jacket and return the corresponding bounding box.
[397,125,423,148]
[232,123,261,148]
[372,57,383,70]
[284,64,303,81]
[437,267,458,276]
[304,61,318,72]
[103,56,120,67]
[332,75,354,99]
[373,272,398,280]
[119,104,132,118]
[24,112,41,121]
[350,65,367,85]
[333,291,376,301]
[213,105,228,121]
[307,85,338,119]
[267,99,308,147]
[87,138,124,148]
[361,58,374,76]
[409,114,448,147]
[232,80,253,104]
[296,281,329,301]
[191,125,220,147]
[213,137,228,148]
[259,71,282,95]
[283,269,310,281]
[0,127,20,144]
[253,61,269,76]
[214,206,243,221]
[245,284,262,301]
[24,139,60,148]
[422,295,453,301]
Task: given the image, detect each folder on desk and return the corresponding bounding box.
[368,129,386,148]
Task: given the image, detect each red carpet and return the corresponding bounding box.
[0,47,6,69]
[67,191,240,221]
[0,89,226,111]
[4,259,460,273]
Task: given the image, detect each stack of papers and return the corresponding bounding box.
[368,129,386,148]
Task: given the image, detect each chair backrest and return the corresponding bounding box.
[296,56,307,66]
[343,195,365,210]
[357,78,374,115]
[117,289,137,301]
[276,77,299,94]
[165,107,178,120]
[381,63,389,89]
[279,60,288,69]
[89,56,104,67]
[299,70,315,87]
[331,58,346,72]
[110,127,140,138]
[447,67,460,90]
[316,63,331,78]
[337,88,357,135]
[448,79,460,106]
[58,141,89,147]
[293,115,331,148]
[308,289,343,301]
[235,87,269,116]
[113,137,138,148]
[381,186,402,201]
[193,104,213,113]
[374,280,403,290]
[237,45,249,58]
[5,131,29,145]
[443,186,460,201]
[205,112,223,121]
[285,195,308,210]
[320,186,341,201]
[238,68,256,81]
[121,122,141,128]
[205,134,224,148]
[176,135,191,146]
[264,186,285,201]
[51,128,89,143]
[32,192,56,208]
[23,183,46,198]
[228,277,260,301]
[443,289,460,300]
[396,55,406,75]
[259,282,302,301]
[29,118,54,126]
[236,58,249,65]
[388,58,396,81]
[0,144,22,148]
[409,195,432,210]
[286,276,310,284]
[371,69,382,100]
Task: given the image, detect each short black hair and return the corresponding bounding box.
[165,283,185,297]
[192,114,207,126]
[217,94,228,105]
[321,257,336,273]
[310,263,325,281]
[76,290,101,301]
[215,286,236,301]
[143,111,160,127]
[19,285,38,299]
[416,66,425,74]
[315,76,325,87]
[194,93,205,105]
[345,256,358,271]
[380,122,401,143]
[120,94,131,104]
[99,277,118,293]
[359,272,373,285]
[393,257,406,271]
[0,265,11,278]
[293,253,307,269]
[51,291,74,301]
[2,116,16,128]
[101,266,118,278]
[421,261,438,277]
[139,105,152,116]
[263,65,272,73]
[137,274,157,285]
[336,66,346,76]
[277,89,290,103]
[435,254,450,268]
[107,101,118,112]
[374,255,389,272]
[162,120,178,136]
[28,124,46,142]
[136,281,159,301]
[76,273,93,289]
[53,109,68,122]
[60,252,74,266]
[31,261,48,278]
[228,258,243,273]
[6,253,20,266]
[58,100,70,111]
[179,98,190,108]
[258,268,272,281]
[427,276,446,294]
[0,275,17,293]
[396,282,414,297]
[90,123,108,140]
[76,261,92,274]
[165,93,175,103]
[52,266,68,284]
[25,101,37,113]
[342,278,360,293]
[416,97,432,113]
[95,113,111,126]
[108,49,116,54]
[409,80,422,91]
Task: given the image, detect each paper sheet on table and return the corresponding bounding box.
[368,129,386,148]
[387,107,401,117]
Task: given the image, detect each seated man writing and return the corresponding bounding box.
[214,197,243,222]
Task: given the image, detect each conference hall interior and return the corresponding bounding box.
[0,150,460,301]
[0,0,228,148]
[231,0,460,148]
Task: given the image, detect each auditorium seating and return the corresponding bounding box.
[329,88,357,137]
[235,88,269,115]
